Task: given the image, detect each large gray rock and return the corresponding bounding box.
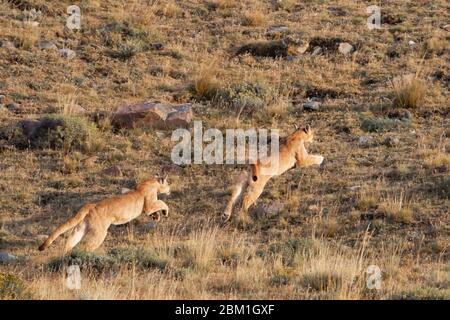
[0,252,18,263]
[111,101,193,129]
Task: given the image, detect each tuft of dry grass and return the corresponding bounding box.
[242,10,265,27]
[377,191,413,224]
[391,73,426,109]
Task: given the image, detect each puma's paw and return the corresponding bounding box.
[317,156,324,165]
[151,212,161,221]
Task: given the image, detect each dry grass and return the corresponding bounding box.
[0,0,448,301]
[391,73,426,109]
[242,10,265,27]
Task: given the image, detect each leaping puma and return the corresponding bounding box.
[222,125,324,222]
[38,176,171,253]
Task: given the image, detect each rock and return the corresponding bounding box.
[5,103,17,112]
[255,201,284,219]
[311,46,322,56]
[37,40,57,50]
[59,48,76,59]
[141,222,157,232]
[0,40,15,50]
[149,43,164,50]
[383,136,400,147]
[338,42,354,55]
[266,25,290,36]
[408,40,416,47]
[303,100,320,111]
[297,43,309,54]
[0,252,18,263]
[358,136,373,147]
[387,108,412,120]
[102,166,122,177]
[111,101,193,130]
[161,164,183,174]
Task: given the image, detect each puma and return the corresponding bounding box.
[223,125,324,221]
[38,176,171,253]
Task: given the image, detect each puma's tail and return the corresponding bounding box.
[38,205,93,251]
[251,162,259,182]
[222,171,250,222]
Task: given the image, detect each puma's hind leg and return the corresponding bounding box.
[64,221,87,254]
[241,179,268,212]
[81,224,109,252]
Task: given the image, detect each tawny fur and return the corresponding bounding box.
[38,177,171,253]
[223,126,324,221]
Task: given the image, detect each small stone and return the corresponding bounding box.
[311,46,323,56]
[102,166,122,177]
[266,25,290,35]
[0,40,15,50]
[59,48,76,59]
[255,201,284,219]
[0,95,5,103]
[142,222,157,232]
[338,42,354,55]
[37,40,57,50]
[387,108,412,120]
[297,43,309,54]
[303,100,320,111]
[155,131,166,139]
[358,136,373,146]
[149,43,164,50]
[0,252,18,263]
[5,103,17,112]
[408,40,416,47]
[383,136,400,147]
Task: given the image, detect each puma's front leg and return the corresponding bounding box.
[296,153,324,168]
[145,199,169,217]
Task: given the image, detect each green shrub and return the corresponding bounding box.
[217,80,275,113]
[30,115,102,153]
[361,117,403,132]
[0,273,30,299]
[300,271,344,292]
[109,247,168,271]
[47,250,117,274]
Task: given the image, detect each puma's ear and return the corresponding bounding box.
[303,124,311,133]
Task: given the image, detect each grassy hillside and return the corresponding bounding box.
[0,0,448,299]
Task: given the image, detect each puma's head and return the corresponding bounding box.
[137,176,170,195]
[291,124,314,142]
[156,175,171,195]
